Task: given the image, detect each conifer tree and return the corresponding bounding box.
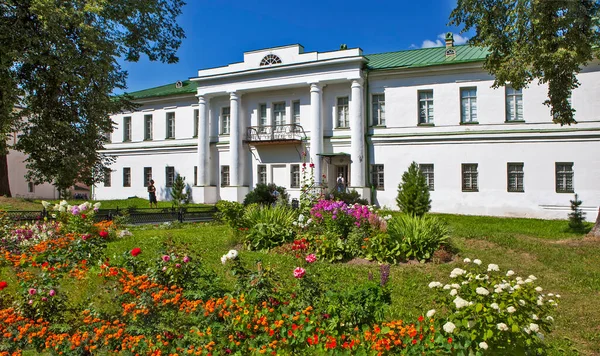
[396,162,431,217]
[568,193,586,232]
[170,174,188,209]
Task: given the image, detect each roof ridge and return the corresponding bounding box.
[365,43,476,57]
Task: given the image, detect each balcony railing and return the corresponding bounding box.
[246,124,306,144]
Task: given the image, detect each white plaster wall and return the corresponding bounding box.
[7,148,57,199]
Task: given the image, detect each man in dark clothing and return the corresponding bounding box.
[148,180,158,208]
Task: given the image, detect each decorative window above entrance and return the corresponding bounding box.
[260,54,282,66]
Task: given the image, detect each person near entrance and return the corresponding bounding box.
[336,174,345,192]
[148,180,158,208]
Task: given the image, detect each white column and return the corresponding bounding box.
[197,95,209,186]
[310,83,323,185]
[229,91,241,186]
[350,79,365,187]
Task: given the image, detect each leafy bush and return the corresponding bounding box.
[388,214,449,262]
[324,282,391,330]
[215,200,246,230]
[326,189,368,205]
[243,183,289,206]
[396,161,431,217]
[243,205,297,250]
[429,258,559,354]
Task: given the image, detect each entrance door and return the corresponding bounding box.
[271,164,287,188]
[335,165,349,192]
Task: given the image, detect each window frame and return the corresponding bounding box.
[123,167,131,187]
[144,114,153,141]
[292,101,301,125]
[460,87,478,124]
[273,102,286,127]
[419,164,435,191]
[27,181,35,193]
[193,109,199,138]
[103,168,112,187]
[123,116,132,142]
[221,165,230,187]
[258,104,268,132]
[507,162,524,193]
[371,164,385,190]
[290,164,300,188]
[143,167,153,187]
[166,112,176,139]
[194,166,198,186]
[418,90,434,125]
[336,96,350,128]
[221,107,231,135]
[165,166,175,187]
[555,162,574,193]
[505,86,524,122]
[257,165,267,185]
[371,94,386,126]
[461,163,478,192]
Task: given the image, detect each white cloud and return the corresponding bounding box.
[420,33,469,48]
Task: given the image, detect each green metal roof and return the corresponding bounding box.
[124,80,198,100]
[125,45,489,100]
[365,45,489,70]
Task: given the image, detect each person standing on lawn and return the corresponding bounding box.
[148,180,158,208]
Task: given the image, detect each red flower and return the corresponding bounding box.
[418,315,424,322]
[412,339,417,345]
[0,281,7,290]
[131,248,142,257]
[448,337,453,344]
[99,230,109,238]
[81,214,87,219]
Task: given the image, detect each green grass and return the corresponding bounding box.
[2,213,599,355]
[0,196,212,211]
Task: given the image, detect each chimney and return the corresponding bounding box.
[445,32,454,48]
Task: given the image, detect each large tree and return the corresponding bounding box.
[450,0,600,126]
[0,0,185,196]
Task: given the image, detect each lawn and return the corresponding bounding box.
[102,215,599,355]
[0,196,212,211]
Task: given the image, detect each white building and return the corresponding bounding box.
[97,37,600,220]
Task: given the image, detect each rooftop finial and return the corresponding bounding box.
[445,33,454,48]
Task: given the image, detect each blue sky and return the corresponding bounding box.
[119,0,470,93]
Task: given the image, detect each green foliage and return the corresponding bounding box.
[568,193,587,232]
[215,200,246,230]
[0,0,185,193]
[324,282,391,330]
[169,174,189,208]
[450,0,600,125]
[243,205,297,250]
[396,162,431,217]
[243,183,289,206]
[388,214,449,262]
[327,189,368,205]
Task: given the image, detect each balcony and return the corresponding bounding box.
[245,124,306,145]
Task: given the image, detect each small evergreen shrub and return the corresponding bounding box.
[396,161,431,217]
[243,183,289,206]
[327,189,368,205]
[388,214,449,262]
[568,193,586,232]
[170,174,188,208]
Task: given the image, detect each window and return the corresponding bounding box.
[166,112,175,139]
[337,97,349,128]
[506,87,523,122]
[144,167,152,187]
[258,165,267,185]
[193,109,199,137]
[165,166,175,187]
[462,164,478,192]
[144,114,153,140]
[506,163,524,192]
[194,166,198,186]
[221,107,231,134]
[460,88,478,123]
[123,167,131,187]
[259,104,267,132]
[418,90,434,124]
[221,166,230,187]
[123,116,132,142]
[290,164,300,188]
[292,101,301,125]
[372,94,385,126]
[556,163,574,193]
[371,164,384,190]
[260,54,282,66]
[27,181,34,193]
[419,164,434,191]
[273,102,286,126]
[103,168,112,187]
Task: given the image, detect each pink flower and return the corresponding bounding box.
[183,256,190,263]
[305,254,317,263]
[162,255,170,262]
[293,267,306,279]
[28,300,33,305]
[175,263,181,268]
[162,266,167,271]
[28,288,36,295]
[48,289,56,296]
[309,163,315,168]
[41,297,48,302]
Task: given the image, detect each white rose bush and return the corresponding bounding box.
[429,258,559,354]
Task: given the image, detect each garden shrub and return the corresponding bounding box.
[243,183,289,206]
[326,189,368,205]
[429,258,559,354]
[568,193,586,232]
[324,282,391,330]
[243,204,297,250]
[388,214,449,262]
[396,161,431,217]
[215,200,246,230]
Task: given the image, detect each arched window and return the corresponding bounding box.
[260,54,282,66]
